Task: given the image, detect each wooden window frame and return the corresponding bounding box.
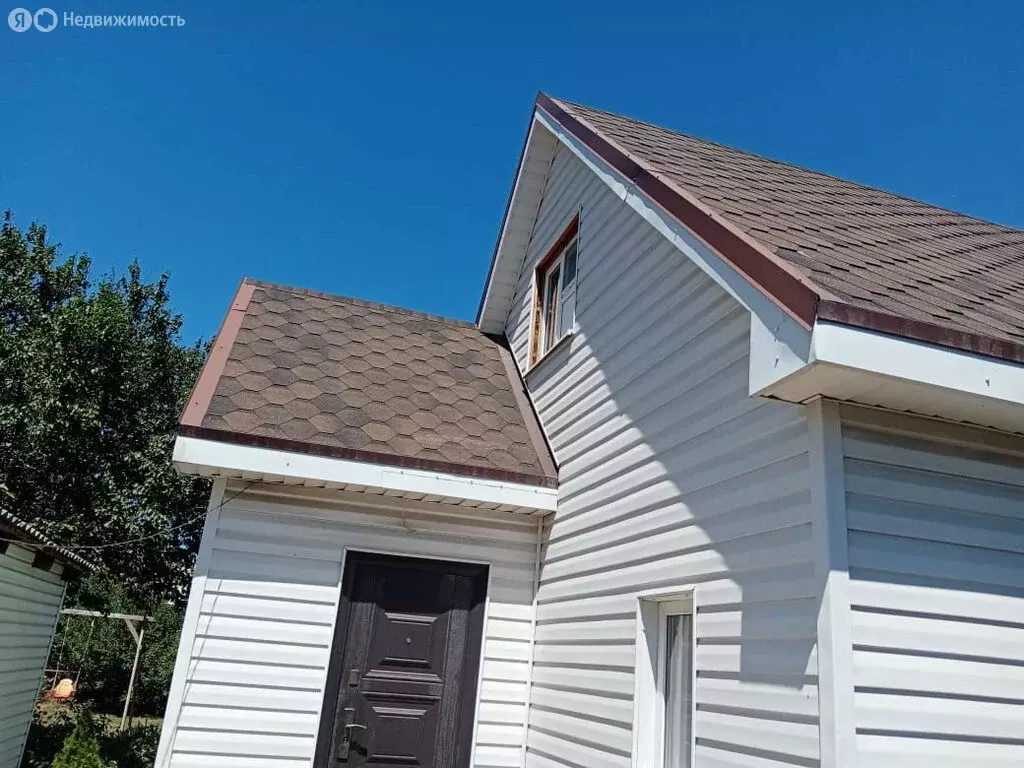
[529,213,580,367]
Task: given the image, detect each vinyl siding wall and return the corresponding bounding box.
[840,406,1024,768]
[158,484,538,768]
[505,144,820,768]
[0,544,65,768]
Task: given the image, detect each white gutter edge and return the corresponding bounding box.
[173,435,558,512]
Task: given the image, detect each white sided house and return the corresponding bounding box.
[0,511,92,768]
[157,95,1024,768]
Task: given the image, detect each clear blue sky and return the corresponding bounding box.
[3,1,1022,342]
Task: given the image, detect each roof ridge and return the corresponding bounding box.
[551,96,1023,234]
[0,508,96,572]
[245,278,477,329]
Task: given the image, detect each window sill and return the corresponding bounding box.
[525,331,574,379]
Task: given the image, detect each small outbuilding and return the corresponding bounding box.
[0,510,93,768]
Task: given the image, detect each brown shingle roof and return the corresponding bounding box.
[539,95,1024,361]
[181,280,557,488]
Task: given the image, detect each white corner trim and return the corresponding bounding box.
[310,544,347,768]
[811,321,1024,405]
[807,399,856,768]
[173,436,558,512]
[155,477,226,768]
[748,312,812,396]
[518,515,544,767]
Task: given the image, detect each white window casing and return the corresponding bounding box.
[633,588,696,768]
[539,234,579,356]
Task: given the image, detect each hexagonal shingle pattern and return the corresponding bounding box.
[556,98,1024,347]
[195,281,556,486]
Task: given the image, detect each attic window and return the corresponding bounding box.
[530,214,579,365]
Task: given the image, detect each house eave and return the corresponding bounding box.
[479,93,1024,431]
[173,435,559,514]
[476,101,539,330]
[755,320,1024,435]
[477,102,561,335]
[493,94,1024,369]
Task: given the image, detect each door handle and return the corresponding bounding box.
[336,707,366,760]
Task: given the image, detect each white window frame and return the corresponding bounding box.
[529,211,580,368]
[539,234,578,355]
[632,587,696,768]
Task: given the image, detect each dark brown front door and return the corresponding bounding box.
[316,552,488,768]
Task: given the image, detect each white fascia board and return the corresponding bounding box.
[532,108,812,397]
[810,321,1024,404]
[173,436,558,512]
[478,119,558,335]
[478,117,537,334]
[755,318,1024,413]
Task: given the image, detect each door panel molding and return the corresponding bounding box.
[315,551,488,768]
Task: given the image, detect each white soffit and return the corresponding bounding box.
[762,321,1024,434]
[173,436,558,513]
[478,118,559,335]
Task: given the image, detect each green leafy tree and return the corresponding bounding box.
[51,711,115,768]
[52,578,183,716]
[22,706,160,768]
[0,210,210,605]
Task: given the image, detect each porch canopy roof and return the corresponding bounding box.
[176,279,557,514]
